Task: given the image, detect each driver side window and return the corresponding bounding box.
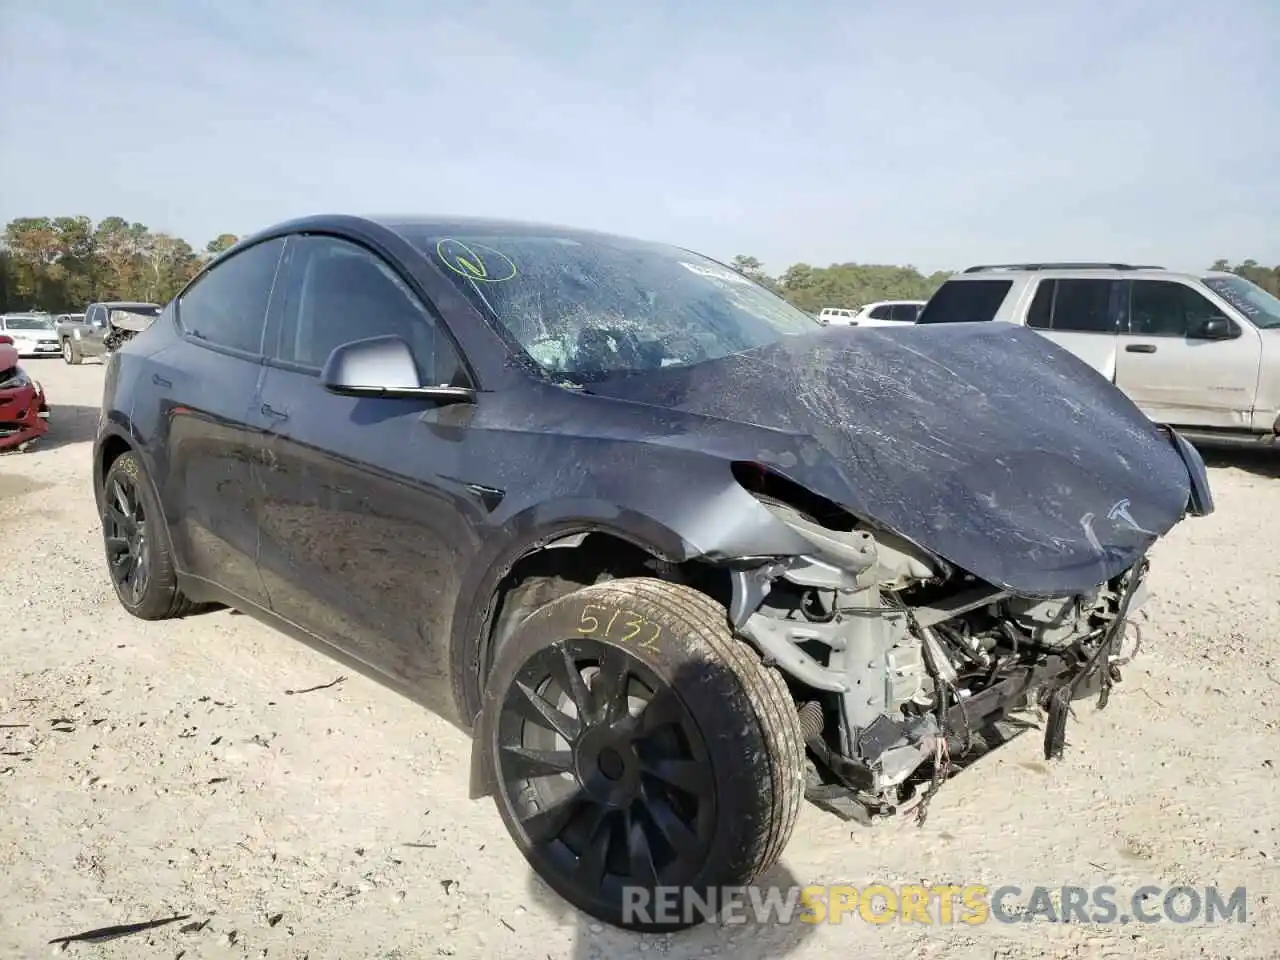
[271,235,469,387]
[1130,280,1231,337]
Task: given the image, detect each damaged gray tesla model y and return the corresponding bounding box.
[93,215,1214,931]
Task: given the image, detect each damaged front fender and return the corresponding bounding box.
[457,471,832,800]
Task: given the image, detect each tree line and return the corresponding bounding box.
[2,215,1276,316]
[0,217,240,313]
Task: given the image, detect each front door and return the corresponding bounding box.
[1114,278,1263,429]
[84,305,108,356]
[251,234,485,702]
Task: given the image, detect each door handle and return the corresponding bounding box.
[1125,344,1157,354]
[261,402,289,421]
[152,374,172,388]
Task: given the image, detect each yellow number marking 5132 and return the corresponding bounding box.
[577,604,662,653]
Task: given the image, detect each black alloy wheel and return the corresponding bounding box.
[99,451,207,620]
[103,470,151,605]
[479,578,806,932]
[496,637,717,906]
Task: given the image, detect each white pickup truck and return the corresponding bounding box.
[916,263,1280,448]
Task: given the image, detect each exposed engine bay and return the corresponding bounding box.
[727,479,1150,825]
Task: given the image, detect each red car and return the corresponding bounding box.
[0,335,49,451]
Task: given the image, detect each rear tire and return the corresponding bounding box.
[478,577,805,932]
[61,338,82,365]
[100,451,206,620]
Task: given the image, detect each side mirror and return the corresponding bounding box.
[1190,316,1234,340]
[320,335,476,404]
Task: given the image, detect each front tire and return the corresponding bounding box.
[62,338,83,365]
[478,577,806,932]
[101,451,204,620]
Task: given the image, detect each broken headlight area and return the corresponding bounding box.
[0,366,32,391]
[0,356,51,451]
[729,470,1151,826]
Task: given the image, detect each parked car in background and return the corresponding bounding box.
[818,301,925,326]
[917,263,1280,448]
[57,301,161,364]
[92,215,1211,931]
[818,306,857,324]
[0,312,60,358]
[849,300,926,326]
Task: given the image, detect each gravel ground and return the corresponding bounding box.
[2,359,1277,960]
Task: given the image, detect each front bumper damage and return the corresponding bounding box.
[729,546,1152,825]
[0,372,50,452]
[723,428,1209,825]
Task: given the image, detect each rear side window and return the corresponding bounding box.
[915,280,1012,324]
[177,239,286,354]
[888,303,920,322]
[1026,279,1117,334]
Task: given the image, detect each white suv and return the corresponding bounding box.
[820,301,925,327]
[916,262,1280,448]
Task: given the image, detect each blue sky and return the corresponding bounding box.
[2,0,1277,273]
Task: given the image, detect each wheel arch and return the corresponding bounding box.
[452,512,688,706]
[96,430,134,492]
[93,423,167,536]
[451,506,748,800]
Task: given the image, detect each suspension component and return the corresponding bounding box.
[797,701,824,742]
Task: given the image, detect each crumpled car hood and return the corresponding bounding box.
[108,311,157,333]
[585,322,1194,597]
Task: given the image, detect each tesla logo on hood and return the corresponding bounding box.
[1107,498,1155,535]
[1080,498,1156,554]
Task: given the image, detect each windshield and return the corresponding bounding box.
[404,228,819,380]
[4,316,54,330]
[1203,275,1280,330]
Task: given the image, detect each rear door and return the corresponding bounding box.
[1114,278,1263,428]
[1023,277,1122,377]
[252,233,484,699]
[147,237,286,608]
